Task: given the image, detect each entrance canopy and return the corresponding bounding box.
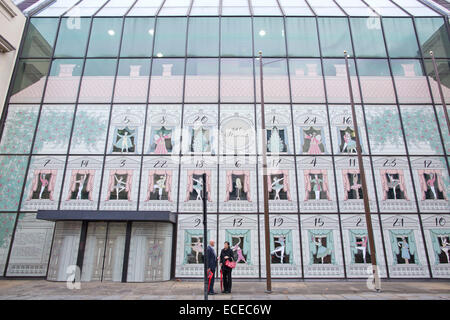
[36,210,176,223]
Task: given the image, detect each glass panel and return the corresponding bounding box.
[356,59,395,103]
[220,58,254,103]
[0,156,28,211]
[127,0,163,16]
[391,59,432,103]
[251,0,282,16]
[81,222,107,281]
[44,59,83,103]
[185,58,219,103]
[392,0,440,16]
[364,0,407,16]
[114,59,151,103]
[33,105,75,154]
[54,17,91,57]
[79,59,118,103]
[383,18,420,58]
[95,0,135,16]
[6,213,54,277]
[153,18,187,57]
[350,17,386,57]
[0,105,39,154]
[221,17,252,57]
[35,0,79,17]
[253,17,286,57]
[190,0,219,16]
[323,58,361,103]
[121,18,155,57]
[318,18,353,57]
[10,59,50,103]
[286,17,320,57]
[0,214,16,274]
[415,18,450,59]
[101,222,126,282]
[65,0,108,16]
[307,0,345,16]
[21,18,58,58]
[255,58,290,103]
[187,18,219,57]
[424,59,450,102]
[289,59,325,103]
[87,18,123,57]
[149,58,184,102]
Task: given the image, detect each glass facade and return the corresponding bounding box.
[0,0,449,282]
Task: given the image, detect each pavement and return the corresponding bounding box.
[0,279,449,300]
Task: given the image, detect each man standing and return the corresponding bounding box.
[206,240,217,295]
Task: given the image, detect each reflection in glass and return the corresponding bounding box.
[87,18,123,57]
[424,59,450,102]
[350,17,386,58]
[78,59,117,103]
[383,18,420,58]
[221,17,252,57]
[323,59,361,103]
[285,17,319,57]
[256,59,290,103]
[318,18,353,57]
[416,17,450,59]
[44,59,83,103]
[391,59,431,103]
[120,18,155,57]
[356,59,395,103]
[10,59,50,103]
[54,18,91,57]
[253,17,286,57]
[114,59,151,103]
[153,18,187,57]
[185,59,218,103]
[187,17,219,57]
[149,58,184,102]
[21,18,58,58]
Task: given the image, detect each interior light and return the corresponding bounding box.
[108,29,115,36]
[157,52,163,57]
[148,29,154,36]
[259,30,266,37]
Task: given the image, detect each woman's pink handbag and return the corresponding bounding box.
[225,260,236,269]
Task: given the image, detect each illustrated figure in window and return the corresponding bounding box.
[113,127,136,153]
[349,173,363,200]
[355,236,370,264]
[271,176,285,201]
[72,174,88,200]
[153,127,172,154]
[32,173,51,200]
[111,174,127,200]
[235,177,243,200]
[231,238,247,264]
[310,174,323,200]
[192,176,204,201]
[190,237,203,264]
[152,174,167,200]
[340,128,357,154]
[439,236,450,263]
[303,127,324,155]
[267,126,286,153]
[271,236,286,264]
[397,236,412,264]
[424,173,444,200]
[191,127,210,152]
[312,236,332,264]
[148,243,162,268]
[39,173,49,199]
[386,173,403,200]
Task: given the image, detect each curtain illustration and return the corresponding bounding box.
[224,170,251,202]
[185,170,212,202]
[429,229,450,265]
[389,229,417,265]
[417,170,448,201]
[269,229,293,264]
[105,170,133,201]
[303,170,331,200]
[342,169,360,200]
[183,229,210,264]
[226,229,251,264]
[28,169,58,200]
[308,229,335,264]
[145,170,173,202]
[349,229,371,264]
[380,169,409,200]
[266,169,291,201]
[66,169,95,201]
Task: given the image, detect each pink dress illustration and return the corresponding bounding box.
[304,133,322,155]
[39,173,49,199]
[350,174,362,199]
[426,173,437,199]
[232,239,247,264]
[154,133,171,154]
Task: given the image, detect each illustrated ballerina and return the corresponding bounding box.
[310,174,323,200]
[312,236,332,264]
[350,174,362,199]
[192,127,208,152]
[271,176,285,200]
[154,131,171,154]
[426,173,437,199]
[232,238,247,264]
[387,174,401,200]
[355,236,368,263]
[398,236,410,264]
[268,126,285,154]
[440,236,450,263]
[271,236,286,264]
[191,237,203,264]
[113,175,127,200]
[39,173,49,199]
[74,174,87,200]
[153,175,167,200]
[304,132,323,155]
[115,130,135,153]
[235,177,243,201]
[342,131,356,153]
[192,177,204,201]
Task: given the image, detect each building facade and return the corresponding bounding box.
[0,0,449,282]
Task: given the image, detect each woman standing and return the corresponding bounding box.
[220,241,234,294]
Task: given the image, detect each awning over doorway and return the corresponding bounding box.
[36,210,176,223]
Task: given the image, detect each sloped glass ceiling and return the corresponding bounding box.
[33,0,446,17]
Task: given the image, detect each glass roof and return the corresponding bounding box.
[33,0,445,17]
